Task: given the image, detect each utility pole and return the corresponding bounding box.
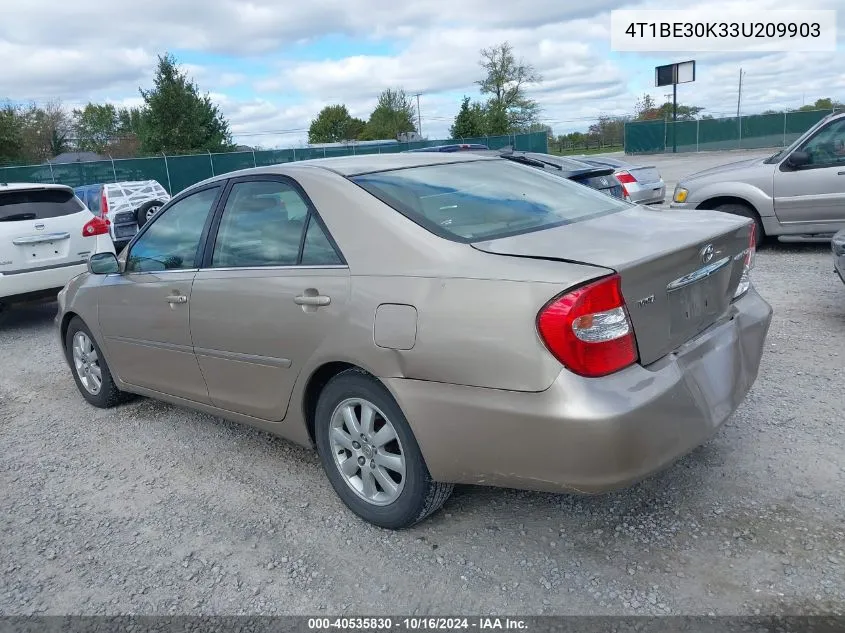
[737,68,744,148]
[413,93,423,138]
[672,82,677,153]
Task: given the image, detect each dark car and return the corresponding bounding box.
[468,149,626,200]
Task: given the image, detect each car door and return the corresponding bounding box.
[189,176,350,421]
[96,184,223,402]
[773,117,845,227]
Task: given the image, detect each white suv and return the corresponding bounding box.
[0,183,115,310]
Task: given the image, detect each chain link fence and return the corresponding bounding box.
[0,132,548,195]
[624,109,835,154]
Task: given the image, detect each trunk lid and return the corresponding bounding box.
[471,206,752,365]
[626,166,661,185]
[569,169,626,200]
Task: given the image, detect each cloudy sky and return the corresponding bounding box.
[1,0,843,148]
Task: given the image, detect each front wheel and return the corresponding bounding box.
[714,203,764,248]
[65,317,131,408]
[315,369,453,529]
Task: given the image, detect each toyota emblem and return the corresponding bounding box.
[700,244,714,264]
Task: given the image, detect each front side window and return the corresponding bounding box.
[352,159,629,242]
[800,119,845,167]
[126,186,219,272]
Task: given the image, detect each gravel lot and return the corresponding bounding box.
[1,157,844,616]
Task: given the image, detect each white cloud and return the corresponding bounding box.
[1,0,842,145]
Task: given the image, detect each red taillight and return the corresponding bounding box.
[537,274,638,378]
[101,191,109,218]
[82,216,110,237]
[615,170,637,184]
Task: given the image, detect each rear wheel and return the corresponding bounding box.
[315,369,453,529]
[713,203,764,248]
[65,317,130,408]
[135,200,165,227]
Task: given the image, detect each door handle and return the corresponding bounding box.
[166,295,188,304]
[837,171,845,175]
[294,294,331,307]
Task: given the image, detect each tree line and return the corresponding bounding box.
[0,53,233,166]
[308,41,544,144]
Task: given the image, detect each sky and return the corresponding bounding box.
[0,0,843,149]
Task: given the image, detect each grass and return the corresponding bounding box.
[547,145,624,157]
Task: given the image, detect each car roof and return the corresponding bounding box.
[0,182,74,193]
[189,153,497,189]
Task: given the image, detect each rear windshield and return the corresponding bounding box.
[351,159,629,242]
[0,189,85,222]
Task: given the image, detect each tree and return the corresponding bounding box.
[16,101,72,163]
[73,103,119,153]
[450,97,487,139]
[656,102,704,121]
[476,42,542,131]
[634,94,660,121]
[587,115,627,147]
[362,88,417,140]
[308,105,365,143]
[138,53,233,154]
[796,97,843,112]
[0,104,24,164]
[484,100,510,136]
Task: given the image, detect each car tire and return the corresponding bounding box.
[714,203,764,248]
[135,200,165,227]
[315,369,453,529]
[65,316,131,408]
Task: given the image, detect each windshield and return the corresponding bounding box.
[351,159,629,242]
[763,115,834,164]
[0,188,84,221]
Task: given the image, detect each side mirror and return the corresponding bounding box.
[88,252,120,275]
[786,150,810,168]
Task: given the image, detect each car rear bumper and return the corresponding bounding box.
[1,262,88,302]
[628,182,666,204]
[387,287,773,494]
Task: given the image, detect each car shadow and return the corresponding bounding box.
[0,299,58,330]
[761,239,831,254]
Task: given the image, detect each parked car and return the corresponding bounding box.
[0,183,114,310]
[405,143,490,153]
[56,153,771,529]
[74,180,170,249]
[460,148,626,200]
[671,110,845,247]
[834,229,845,285]
[574,156,666,204]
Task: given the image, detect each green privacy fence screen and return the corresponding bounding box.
[0,132,548,195]
[624,109,835,154]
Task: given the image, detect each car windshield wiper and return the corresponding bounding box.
[0,212,37,222]
[500,154,563,171]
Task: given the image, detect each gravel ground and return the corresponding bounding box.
[1,242,844,617]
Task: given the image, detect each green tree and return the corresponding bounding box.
[484,100,510,136]
[308,105,366,143]
[362,88,417,140]
[797,97,843,112]
[0,104,24,164]
[450,96,487,139]
[138,53,233,154]
[634,94,660,120]
[476,42,541,132]
[73,103,119,153]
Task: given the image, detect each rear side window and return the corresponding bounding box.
[0,189,85,222]
[352,160,629,242]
